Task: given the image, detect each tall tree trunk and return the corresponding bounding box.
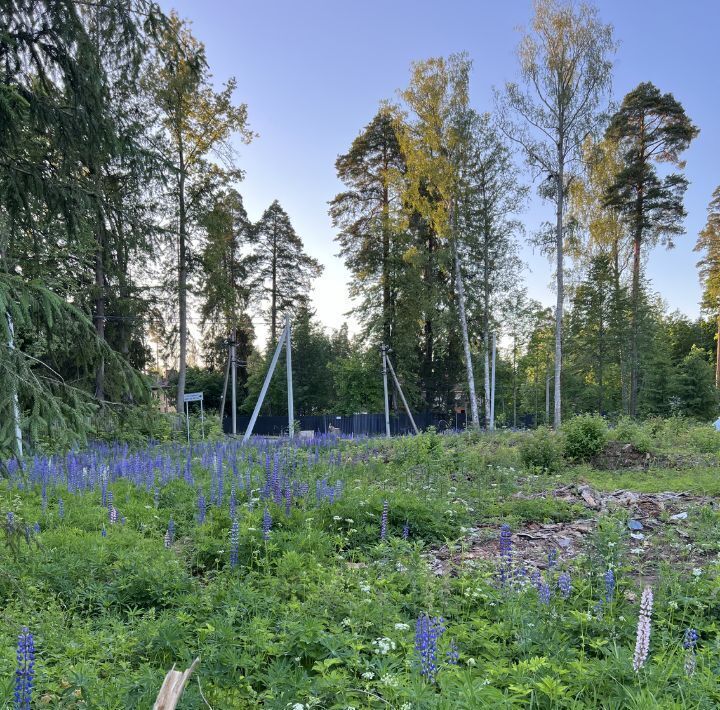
[629,228,641,417]
[716,315,720,389]
[176,147,187,415]
[452,233,479,428]
[483,232,491,428]
[554,159,564,429]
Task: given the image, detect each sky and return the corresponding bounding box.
[162,0,720,345]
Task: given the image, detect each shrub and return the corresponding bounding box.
[519,427,563,473]
[562,414,608,462]
[610,416,652,454]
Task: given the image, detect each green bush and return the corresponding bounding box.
[519,427,563,472]
[562,414,608,461]
[610,416,652,454]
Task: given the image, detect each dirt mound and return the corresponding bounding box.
[423,519,595,576]
[591,440,653,470]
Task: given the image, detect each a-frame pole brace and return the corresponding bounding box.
[385,352,419,435]
[218,351,231,429]
[242,322,288,444]
[381,346,391,438]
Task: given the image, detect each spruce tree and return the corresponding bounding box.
[251,201,322,344]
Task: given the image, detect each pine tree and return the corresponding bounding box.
[252,200,323,344]
[331,108,407,352]
[604,82,699,416]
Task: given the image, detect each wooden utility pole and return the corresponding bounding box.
[286,314,294,439]
[381,346,391,438]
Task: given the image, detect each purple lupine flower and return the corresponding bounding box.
[605,569,615,604]
[447,638,459,665]
[32,522,40,535]
[58,497,64,519]
[558,572,572,599]
[229,485,236,520]
[14,626,35,710]
[7,511,15,531]
[633,586,654,672]
[415,614,445,683]
[262,508,272,541]
[109,506,118,525]
[101,526,107,537]
[402,521,410,540]
[164,518,175,548]
[285,485,292,517]
[547,549,558,570]
[683,628,698,676]
[197,490,206,524]
[499,524,513,588]
[380,500,389,541]
[230,518,240,567]
[539,581,552,605]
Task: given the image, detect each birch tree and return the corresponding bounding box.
[394,53,481,428]
[497,0,615,427]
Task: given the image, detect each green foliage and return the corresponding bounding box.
[562,414,608,461]
[519,427,563,472]
[610,416,652,454]
[672,346,717,420]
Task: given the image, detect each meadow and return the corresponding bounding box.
[3,416,720,709]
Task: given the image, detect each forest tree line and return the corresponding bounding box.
[1,0,719,457]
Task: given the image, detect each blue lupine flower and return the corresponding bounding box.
[402,521,410,540]
[58,497,64,519]
[197,490,206,524]
[109,506,118,525]
[230,518,240,567]
[33,522,40,535]
[262,508,272,541]
[7,511,15,531]
[380,500,389,540]
[605,569,615,603]
[547,549,558,570]
[558,572,572,599]
[165,518,175,548]
[101,527,107,538]
[683,628,698,676]
[415,614,445,683]
[683,628,698,650]
[229,485,236,520]
[447,638,459,665]
[14,626,35,710]
[539,581,552,605]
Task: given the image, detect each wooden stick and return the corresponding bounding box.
[153,657,201,710]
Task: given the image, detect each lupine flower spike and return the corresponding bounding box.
[633,586,653,672]
[683,628,698,676]
[262,508,272,541]
[380,500,389,541]
[15,626,35,710]
[415,614,445,683]
[230,518,240,567]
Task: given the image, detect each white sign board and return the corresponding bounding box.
[184,391,203,402]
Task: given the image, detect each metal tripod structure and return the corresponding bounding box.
[381,345,418,437]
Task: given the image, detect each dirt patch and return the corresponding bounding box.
[423,519,595,576]
[424,485,718,577]
[591,441,654,470]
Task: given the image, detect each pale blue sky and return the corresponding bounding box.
[164,0,719,341]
